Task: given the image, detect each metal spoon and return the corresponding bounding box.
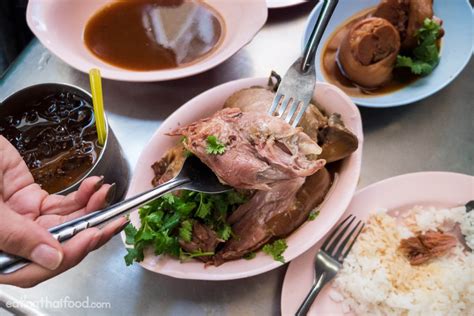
[0,156,231,274]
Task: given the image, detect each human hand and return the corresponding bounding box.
[0,136,127,287]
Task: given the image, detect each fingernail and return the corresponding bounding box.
[114,220,130,236]
[105,183,117,207]
[31,244,63,270]
[94,176,105,191]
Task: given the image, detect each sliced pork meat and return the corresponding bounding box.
[214,168,332,264]
[399,230,457,265]
[337,17,401,88]
[179,221,220,262]
[318,113,359,163]
[151,143,187,186]
[173,107,325,191]
[373,0,410,41]
[374,0,434,51]
[214,177,304,264]
[266,167,332,237]
[403,0,434,50]
[223,87,358,162]
[223,87,274,114]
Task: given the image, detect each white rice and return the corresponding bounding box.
[332,206,474,316]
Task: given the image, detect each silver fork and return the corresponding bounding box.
[295,215,365,316]
[268,0,338,127]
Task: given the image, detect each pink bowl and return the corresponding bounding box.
[124,77,363,280]
[26,0,267,82]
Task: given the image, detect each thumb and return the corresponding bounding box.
[0,206,63,270]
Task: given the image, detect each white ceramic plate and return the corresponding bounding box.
[26,0,267,82]
[281,172,474,315]
[304,0,473,107]
[266,0,308,9]
[122,77,363,280]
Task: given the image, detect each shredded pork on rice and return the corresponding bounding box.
[331,206,474,315]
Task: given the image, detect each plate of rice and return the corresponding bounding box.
[281,172,474,315]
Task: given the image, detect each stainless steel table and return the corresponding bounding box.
[0,2,472,315]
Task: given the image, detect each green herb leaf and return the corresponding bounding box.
[195,194,212,219]
[179,220,193,242]
[124,243,144,266]
[176,200,196,217]
[124,187,247,267]
[262,239,288,263]
[161,212,181,231]
[308,210,320,221]
[146,211,164,226]
[179,249,215,261]
[135,224,155,242]
[396,56,434,76]
[162,193,176,205]
[395,18,441,76]
[218,224,232,241]
[226,190,248,205]
[206,135,226,155]
[243,252,256,260]
[154,231,180,257]
[124,223,138,245]
[124,248,139,266]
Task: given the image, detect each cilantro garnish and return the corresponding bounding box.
[124,224,138,245]
[243,252,256,260]
[262,239,288,263]
[206,135,226,155]
[179,249,215,261]
[179,220,193,243]
[123,190,247,266]
[217,224,232,241]
[395,18,442,76]
[124,247,142,266]
[308,210,320,221]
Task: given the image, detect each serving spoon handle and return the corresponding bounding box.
[0,177,189,274]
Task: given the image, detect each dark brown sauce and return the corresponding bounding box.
[0,92,102,194]
[321,7,419,98]
[84,0,223,71]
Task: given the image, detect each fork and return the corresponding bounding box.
[268,0,338,127]
[295,215,365,316]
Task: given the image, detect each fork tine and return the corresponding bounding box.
[321,215,353,250]
[341,222,365,259]
[269,93,283,116]
[290,101,310,128]
[333,220,362,260]
[278,97,292,119]
[285,99,300,124]
[323,215,356,255]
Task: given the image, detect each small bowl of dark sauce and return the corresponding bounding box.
[26,0,268,81]
[0,84,128,198]
[83,0,223,72]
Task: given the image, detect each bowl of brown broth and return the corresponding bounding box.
[26,0,268,81]
[302,0,473,108]
[0,84,129,198]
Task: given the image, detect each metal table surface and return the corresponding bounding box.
[0,2,473,315]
